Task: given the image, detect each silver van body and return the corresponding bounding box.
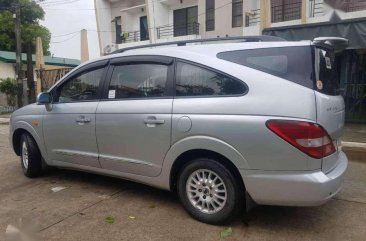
[10,39,348,222]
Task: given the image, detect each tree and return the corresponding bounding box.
[0,0,51,103]
[0,0,51,54]
[0,78,18,107]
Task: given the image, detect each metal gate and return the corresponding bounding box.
[342,50,366,123]
[37,68,73,91]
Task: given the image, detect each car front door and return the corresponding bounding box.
[43,60,108,168]
[96,56,173,177]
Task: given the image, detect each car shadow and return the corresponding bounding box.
[41,168,333,230]
[41,167,177,200]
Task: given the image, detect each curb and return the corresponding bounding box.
[342,142,366,162]
[0,118,9,125]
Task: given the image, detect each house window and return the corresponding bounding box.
[271,0,302,23]
[206,0,215,31]
[173,6,198,37]
[232,0,243,27]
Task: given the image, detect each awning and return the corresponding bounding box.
[263,14,366,49]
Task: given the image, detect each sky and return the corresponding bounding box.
[40,0,101,60]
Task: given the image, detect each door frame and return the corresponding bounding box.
[48,59,110,102]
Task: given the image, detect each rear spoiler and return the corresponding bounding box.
[312,37,349,52]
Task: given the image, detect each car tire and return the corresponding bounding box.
[177,158,243,224]
[20,133,43,178]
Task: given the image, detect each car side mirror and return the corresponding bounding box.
[37,92,52,105]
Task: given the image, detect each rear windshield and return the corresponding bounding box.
[217,46,314,89]
[314,47,340,96]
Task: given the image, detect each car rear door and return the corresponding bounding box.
[313,46,345,172]
[43,60,108,168]
[96,56,174,177]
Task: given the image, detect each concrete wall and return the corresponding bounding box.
[0,62,16,79]
[95,0,113,55]
[114,0,146,33]
[198,0,244,38]
[95,0,366,52]
[150,0,199,42]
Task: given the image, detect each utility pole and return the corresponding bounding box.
[14,0,23,108]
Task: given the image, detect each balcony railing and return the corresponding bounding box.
[344,0,366,12]
[271,0,302,23]
[309,0,324,17]
[156,22,199,39]
[245,9,260,27]
[124,31,141,43]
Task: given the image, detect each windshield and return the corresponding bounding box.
[314,47,340,96]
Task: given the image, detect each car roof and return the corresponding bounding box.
[50,40,312,91]
[87,41,312,65]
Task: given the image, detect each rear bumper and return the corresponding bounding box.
[241,151,348,206]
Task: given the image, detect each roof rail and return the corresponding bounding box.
[110,35,285,54]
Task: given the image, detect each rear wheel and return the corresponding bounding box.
[177,158,243,224]
[20,133,43,178]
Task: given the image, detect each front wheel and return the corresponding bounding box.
[20,133,43,178]
[177,158,243,224]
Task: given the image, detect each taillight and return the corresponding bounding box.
[266,120,336,159]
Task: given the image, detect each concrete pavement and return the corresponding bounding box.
[0,124,366,241]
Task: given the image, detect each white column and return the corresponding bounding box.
[80,29,90,63]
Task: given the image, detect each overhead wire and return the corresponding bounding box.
[51,32,79,43]
[46,1,236,37]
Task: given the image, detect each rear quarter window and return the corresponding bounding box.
[175,61,247,97]
[217,46,314,89]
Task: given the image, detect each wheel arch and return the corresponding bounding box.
[160,135,248,191]
[12,128,30,155]
[11,121,47,160]
[169,149,246,194]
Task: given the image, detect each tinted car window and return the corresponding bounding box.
[217,46,313,89]
[108,64,168,99]
[314,47,340,96]
[247,55,288,74]
[176,61,247,97]
[54,68,104,103]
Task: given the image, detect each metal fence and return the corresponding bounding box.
[37,68,73,91]
[245,9,260,27]
[344,83,366,123]
[156,22,200,39]
[0,106,16,114]
[309,0,324,17]
[271,0,302,23]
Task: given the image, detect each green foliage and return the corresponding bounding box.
[0,78,17,106]
[105,216,115,224]
[0,11,15,51]
[23,23,51,55]
[0,0,50,55]
[0,0,45,23]
[220,227,233,239]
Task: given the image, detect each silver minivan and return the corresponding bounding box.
[10,36,348,224]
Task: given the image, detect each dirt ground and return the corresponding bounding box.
[0,124,365,241]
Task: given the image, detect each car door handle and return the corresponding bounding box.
[144,117,165,126]
[75,116,91,125]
